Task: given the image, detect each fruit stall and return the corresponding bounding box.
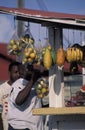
[0,6,85,130]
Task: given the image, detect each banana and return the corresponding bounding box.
[66,48,72,62]
[66,47,83,63]
[76,48,80,61]
[79,50,83,61]
[74,48,77,61]
[71,48,77,61]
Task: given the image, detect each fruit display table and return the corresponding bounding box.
[32,107,85,115]
[32,107,85,130]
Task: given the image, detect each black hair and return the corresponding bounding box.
[26,64,34,71]
[8,61,21,72]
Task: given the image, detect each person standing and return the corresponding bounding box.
[7,64,44,130]
[0,61,22,130]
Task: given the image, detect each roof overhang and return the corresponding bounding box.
[0,6,85,30]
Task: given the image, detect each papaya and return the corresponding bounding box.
[56,47,65,67]
[43,48,52,70]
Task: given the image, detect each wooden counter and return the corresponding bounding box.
[32,107,85,115]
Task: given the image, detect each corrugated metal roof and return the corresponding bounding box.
[0,6,85,30]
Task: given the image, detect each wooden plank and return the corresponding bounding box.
[32,107,85,115]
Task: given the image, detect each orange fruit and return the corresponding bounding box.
[24,52,29,57]
[41,88,47,94]
[18,46,22,51]
[10,39,15,45]
[23,58,28,63]
[12,45,18,51]
[38,93,44,99]
[29,52,36,59]
[27,58,33,63]
[28,47,33,53]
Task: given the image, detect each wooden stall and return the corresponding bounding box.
[0,6,85,130]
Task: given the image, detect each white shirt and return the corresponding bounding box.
[7,78,44,130]
[0,81,11,130]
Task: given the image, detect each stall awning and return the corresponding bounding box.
[0,6,85,30]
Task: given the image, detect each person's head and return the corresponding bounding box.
[8,61,22,84]
[18,64,25,78]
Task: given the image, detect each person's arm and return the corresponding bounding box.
[15,74,34,106]
[15,64,45,106]
[0,113,3,130]
[15,69,37,105]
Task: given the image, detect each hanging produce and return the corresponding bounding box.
[36,78,49,99]
[66,47,83,63]
[51,50,56,65]
[22,46,37,64]
[7,28,22,56]
[19,34,34,49]
[56,46,65,67]
[43,48,52,70]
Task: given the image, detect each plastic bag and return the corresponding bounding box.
[19,26,35,50]
[22,44,37,64]
[7,29,21,56]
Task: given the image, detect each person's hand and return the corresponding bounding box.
[33,64,46,72]
[31,68,41,83]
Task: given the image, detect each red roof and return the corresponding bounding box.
[0,6,85,30]
[0,6,85,19]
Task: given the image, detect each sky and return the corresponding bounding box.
[0,0,85,48]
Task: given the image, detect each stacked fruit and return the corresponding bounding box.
[22,46,37,64]
[7,39,22,55]
[66,47,83,63]
[36,78,49,99]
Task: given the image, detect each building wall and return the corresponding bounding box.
[0,43,16,82]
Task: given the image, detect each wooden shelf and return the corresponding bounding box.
[32,107,85,115]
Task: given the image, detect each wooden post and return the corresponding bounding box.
[17,0,24,37]
[48,27,64,108]
[16,0,25,62]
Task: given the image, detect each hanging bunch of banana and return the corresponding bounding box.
[66,47,83,63]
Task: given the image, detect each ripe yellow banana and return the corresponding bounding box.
[72,48,77,61]
[66,47,83,63]
[79,50,83,61]
[66,48,72,62]
[76,48,80,61]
